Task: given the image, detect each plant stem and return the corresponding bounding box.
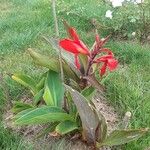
[85,54,97,76]
[51,0,64,81]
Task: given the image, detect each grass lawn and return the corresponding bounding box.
[0,0,150,149]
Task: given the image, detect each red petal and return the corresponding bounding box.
[69,28,89,55]
[75,40,90,55]
[95,55,113,62]
[59,39,81,54]
[107,58,118,71]
[59,39,89,55]
[100,63,107,77]
[69,28,80,41]
[63,21,80,41]
[74,55,80,69]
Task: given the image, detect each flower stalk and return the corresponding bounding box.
[51,0,64,81]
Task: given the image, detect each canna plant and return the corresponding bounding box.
[11,22,148,149]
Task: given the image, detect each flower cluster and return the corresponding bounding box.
[59,25,118,77]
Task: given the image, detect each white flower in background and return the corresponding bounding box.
[136,0,144,4]
[110,0,124,7]
[130,18,136,23]
[132,32,136,36]
[105,10,113,19]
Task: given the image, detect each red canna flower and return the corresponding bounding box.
[59,27,90,69]
[95,48,118,77]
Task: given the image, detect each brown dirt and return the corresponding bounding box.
[3,93,119,150]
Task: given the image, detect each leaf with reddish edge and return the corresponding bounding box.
[65,84,107,145]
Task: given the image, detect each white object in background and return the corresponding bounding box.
[105,10,113,19]
[136,0,144,4]
[110,0,124,7]
[132,32,136,36]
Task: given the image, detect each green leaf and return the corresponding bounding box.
[65,85,107,144]
[43,70,64,106]
[14,106,74,125]
[79,54,88,74]
[55,120,78,135]
[12,101,33,113]
[66,91,77,116]
[12,74,37,94]
[97,129,149,147]
[14,108,35,120]
[36,76,46,91]
[28,48,60,72]
[33,88,44,105]
[81,86,95,101]
[28,48,80,82]
[42,37,81,78]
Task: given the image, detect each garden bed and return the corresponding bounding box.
[3,93,118,150]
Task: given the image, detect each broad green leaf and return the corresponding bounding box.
[36,76,46,91]
[81,86,95,101]
[43,85,54,106]
[43,70,64,106]
[12,101,33,113]
[66,91,77,116]
[14,106,74,125]
[12,74,37,94]
[65,85,107,144]
[13,108,35,120]
[28,48,79,82]
[28,48,60,72]
[97,129,149,147]
[56,120,78,135]
[33,88,44,105]
[42,37,81,78]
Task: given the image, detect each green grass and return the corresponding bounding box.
[0,0,150,149]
